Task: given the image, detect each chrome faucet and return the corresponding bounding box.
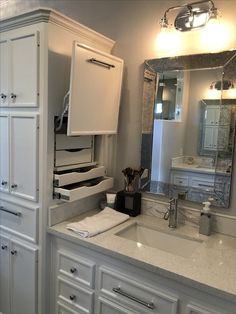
[164,198,178,228]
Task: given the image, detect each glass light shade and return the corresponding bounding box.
[156,27,181,55]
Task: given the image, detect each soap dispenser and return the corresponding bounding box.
[199,198,213,236]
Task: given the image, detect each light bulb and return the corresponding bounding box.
[201,18,230,51]
[156,27,181,56]
[227,88,236,99]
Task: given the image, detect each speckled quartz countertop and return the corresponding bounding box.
[48,210,236,303]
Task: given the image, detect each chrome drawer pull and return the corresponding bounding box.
[87,58,115,69]
[11,250,17,255]
[0,206,21,217]
[1,180,8,186]
[198,183,213,187]
[112,287,155,310]
[1,245,7,250]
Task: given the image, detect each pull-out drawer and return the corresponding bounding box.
[56,134,92,150]
[190,177,214,191]
[55,148,92,167]
[58,250,95,288]
[54,177,113,202]
[0,200,38,243]
[57,277,94,314]
[54,166,106,187]
[99,266,178,314]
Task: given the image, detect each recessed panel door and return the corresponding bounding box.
[10,114,39,201]
[10,239,38,314]
[0,235,10,314]
[9,33,39,107]
[0,40,9,107]
[0,114,10,192]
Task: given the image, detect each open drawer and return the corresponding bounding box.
[54,177,113,202]
[54,166,106,187]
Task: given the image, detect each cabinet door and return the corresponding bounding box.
[203,126,216,150]
[67,43,123,135]
[0,40,9,107]
[10,114,39,201]
[0,114,10,192]
[0,235,11,314]
[205,106,219,126]
[9,32,39,107]
[186,303,227,314]
[10,239,38,314]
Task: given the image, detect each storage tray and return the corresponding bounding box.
[54,166,106,187]
[54,177,113,202]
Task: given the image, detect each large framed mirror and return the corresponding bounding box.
[141,50,236,208]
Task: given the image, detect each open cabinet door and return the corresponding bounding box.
[67,42,123,136]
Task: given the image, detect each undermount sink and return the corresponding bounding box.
[115,223,203,257]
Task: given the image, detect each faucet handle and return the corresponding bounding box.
[164,209,170,220]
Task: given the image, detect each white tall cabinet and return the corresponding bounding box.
[0,8,116,314]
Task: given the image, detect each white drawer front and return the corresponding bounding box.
[99,267,178,314]
[191,178,214,191]
[54,177,113,202]
[56,134,92,150]
[0,201,38,243]
[57,301,80,314]
[173,175,188,186]
[55,148,92,167]
[54,166,106,187]
[58,250,95,288]
[98,296,137,314]
[58,277,94,314]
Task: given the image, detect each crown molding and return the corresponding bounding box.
[0,7,115,52]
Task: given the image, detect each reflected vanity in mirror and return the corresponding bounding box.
[141,50,236,207]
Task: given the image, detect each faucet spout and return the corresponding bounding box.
[164,198,178,228]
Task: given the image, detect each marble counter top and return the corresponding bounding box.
[171,164,230,175]
[48,210,236,303]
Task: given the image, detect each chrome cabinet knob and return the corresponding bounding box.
[0,93,7,99]
[70,267,77,274]
[11,184,17,189]
[11,250,17,255]
[1,245,7,250]
[10,93,16,101]
[69,295,76,301]
[1,181,7,186]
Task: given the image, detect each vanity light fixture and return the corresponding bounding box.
[160,0,218,32]
[210,80,234,90]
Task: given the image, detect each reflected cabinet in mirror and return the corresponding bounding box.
[141,50,236,208]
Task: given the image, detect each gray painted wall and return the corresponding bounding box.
[2,0,236,216]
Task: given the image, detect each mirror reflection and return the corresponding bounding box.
[141,50,236,208]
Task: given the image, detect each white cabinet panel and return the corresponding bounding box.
[10,239,38,314]
[0,40,9,107]
[9,33,39,107]
[186,303,228,314]
[58,277,94,314]
[0,235,11,314]
[0,200,38,243]
[99,266,178,314]
[10,114,39,201]
[0,114,9,192]
[98,296,136,314]
[67,43,123,135]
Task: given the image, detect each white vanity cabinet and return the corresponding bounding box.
[0,113,39,201]
[51,236,236,314]
[0,234,38,314]
[0,31,39,107]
